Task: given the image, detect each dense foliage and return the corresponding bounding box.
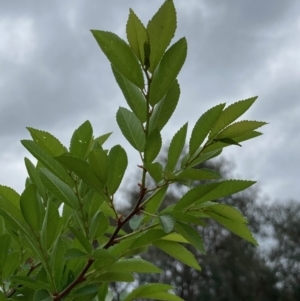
[116,159,299,301]
[0,1,266,300]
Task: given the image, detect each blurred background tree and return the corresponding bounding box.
[112,149,300,301]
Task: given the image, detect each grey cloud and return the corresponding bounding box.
[0,0,299,200]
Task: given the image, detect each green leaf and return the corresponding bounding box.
[27,127,67,156]
[234,130,263,142]
[161,232,189,244]
[205,204,258,245]
[216,120,267,139]
[207,204,247,222]
[144,162,164,183]
[19,233,49,269]
[99,201,116,218]
[0,234,11,269]
[203,131,262,153]
[64,248,87,260]
[175,168,221,181]
[144,129,162,163]
[165,123,188,172]
[2,250,20,279]
[20,184,43,232]
[175,221,205,253]
[51,237,66,289]
[21,140,73,186]
[175,180,255,211]
[109,236,143,257]
[116,107,145,151]
[0,217,4,235]
[153,240,201,270]
[91,30,144,88]
[93,249,117,269]
[84,191,105,219]
[89,211,109,239]
[88,148,108,184]
[112,66,147,123]
[159,214,174,233]
[123,283,174,301]
[129,214,144,230]
[209,96,257,139]
[121,246,149,258]
[109,258,161,274]
[174,183,220,211]
[33,289,52,301]
[97,283,108,301]
[93,132,112,147]
[126,9,148,65]
[39,168,78,209]
[73,284,98,296]
[0,201,29,236]
[107,145,128,195]
[142,185,168,224]
[149,38,187,106]
[70,120,93,160]
[0,292,6,301]
[184,149,222,169]
[149,80,180,134]
[191,180,256,209]
[24,158,46,200]
[171,211,206,227]
[189,103,225,157]
[55,154,106,198]
[11,276,45,290]
[213,137,242,147]
[69,227,92,254]
[93,272,134,283]
[130,229,166,249]
[41,200,60,250]
[0,185,20,209]
[147,0,177,73]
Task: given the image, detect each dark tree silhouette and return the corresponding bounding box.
[113,152,300,301]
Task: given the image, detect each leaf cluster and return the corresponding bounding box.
[0,1,266,300]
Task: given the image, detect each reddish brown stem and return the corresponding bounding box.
[53,258,94,300]
[54,186,148,300]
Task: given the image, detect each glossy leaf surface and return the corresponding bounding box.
[55,154,106,198]
[91,30,144,88]
[189,103,225,157]
[20,184,43,232]
[88,148,108,184]
[153,240,201,270]
[70,120,93,160]
[107,145,128,195]
[21,140,73,186]
[209,96,257,138]
[217,120,267,139]
[149,80,180,133]
[165,123,188,172]
[126,9,148,64]
[27,127,66,156]
[112,66,147,123]
[39,168,78,209]
[144,129,162,163]
[147,0,177,73]
[116,107,145,151]
[205,204,258,245]
[149,38,187,106]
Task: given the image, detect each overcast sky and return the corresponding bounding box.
[0,0,299,204]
